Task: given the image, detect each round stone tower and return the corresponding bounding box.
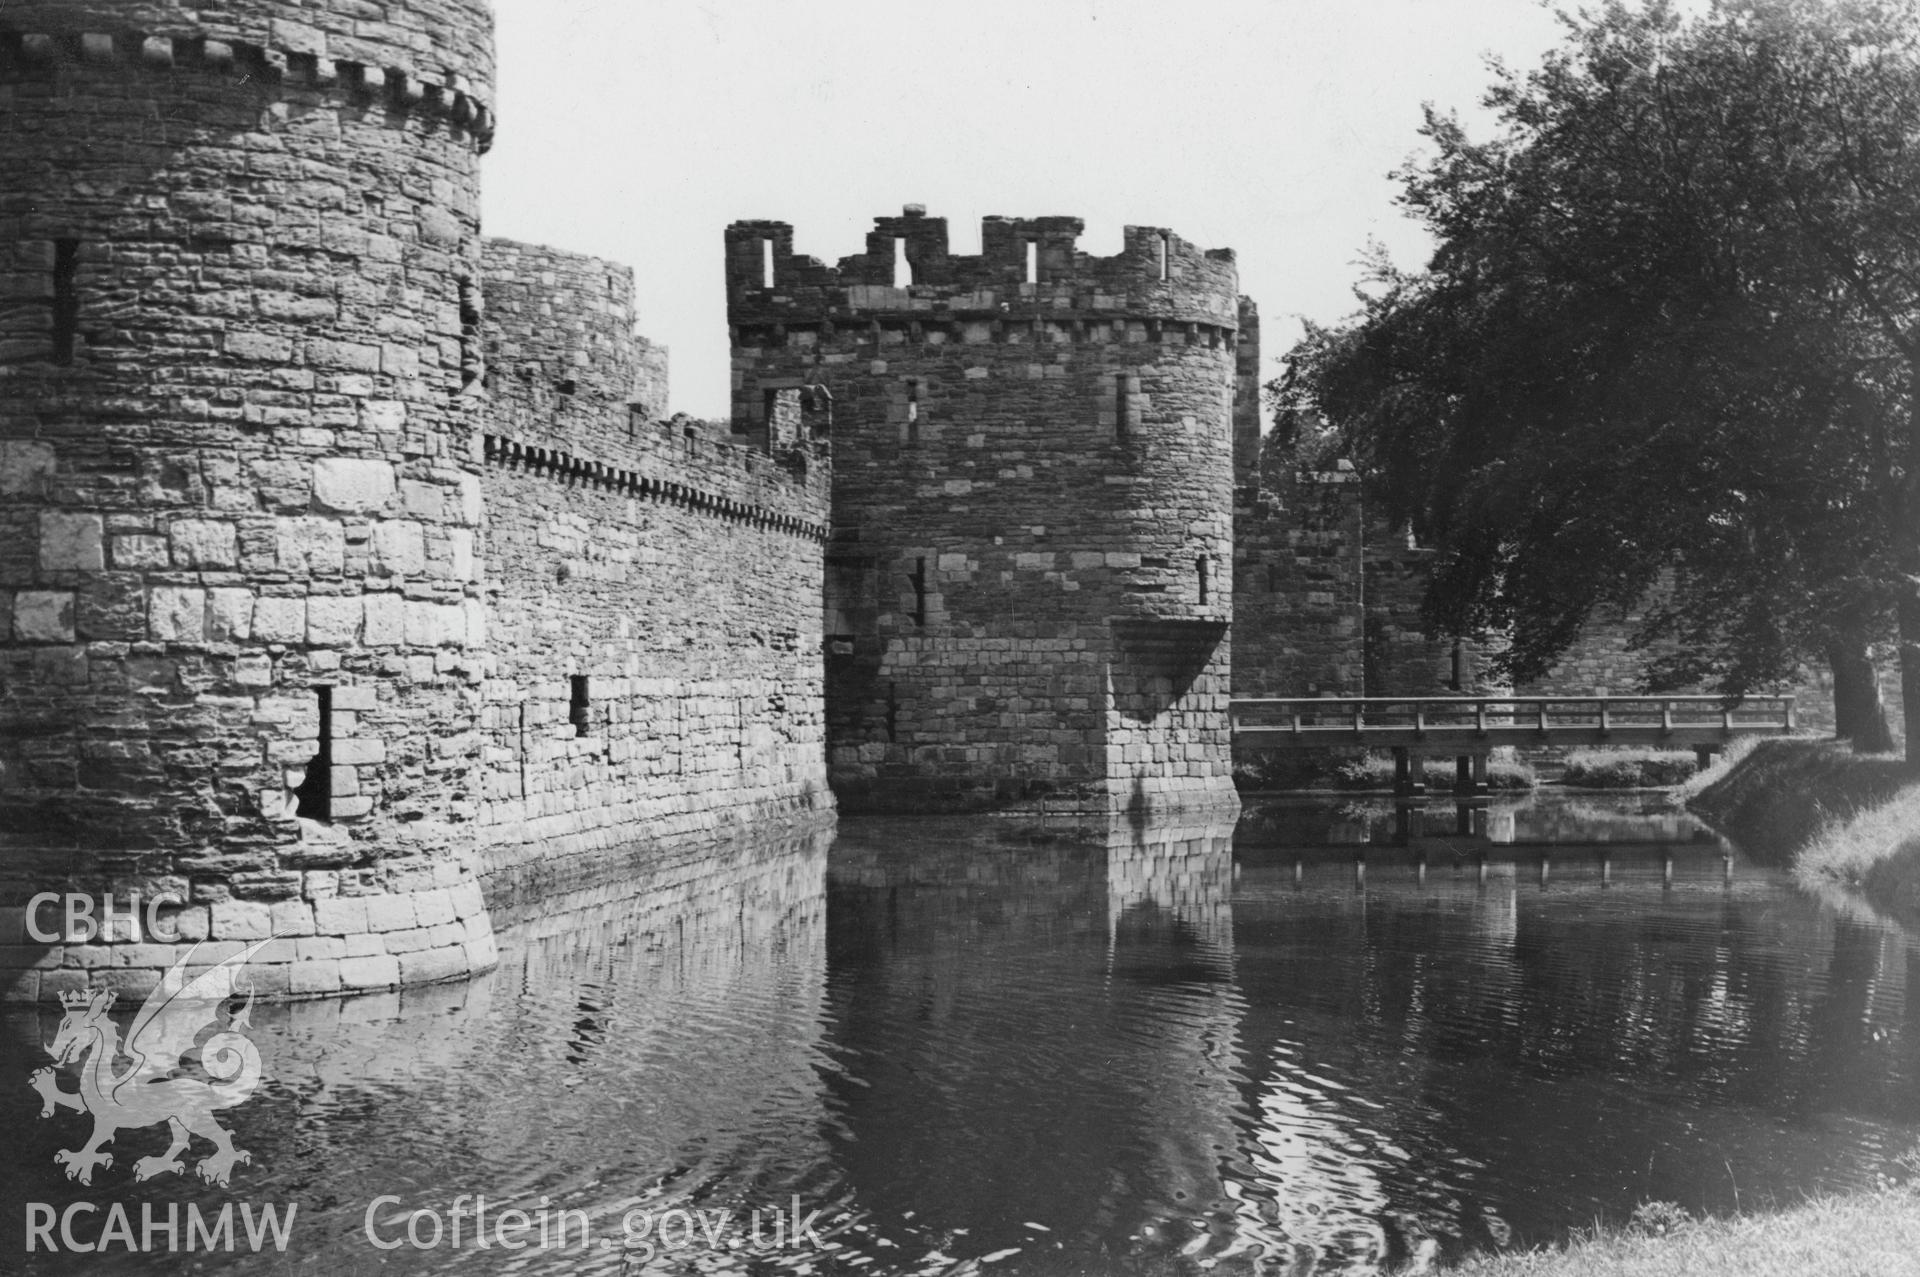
[0,2,498,998]
[727,208,1242,814]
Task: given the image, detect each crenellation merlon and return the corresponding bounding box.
[725,208,1242,327]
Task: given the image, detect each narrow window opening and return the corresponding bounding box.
[905,379,920,441]
[457,276,482,393]
[1197,556,1210,605]
[51,238,80,365]
[1157,233,1170,281]
[761,238,775,288]
[1267,563,1280,594]
[892,237,911,288]
[569,675,591,737]
[911,558,927,627]
[294,686,334,822]
[1024,240,1038,284]
[555,378,576,396]
[1115,374,1130,440]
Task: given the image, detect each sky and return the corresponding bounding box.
[482,0,1573,419]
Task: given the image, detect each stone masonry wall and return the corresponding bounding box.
[1233,460,1366,698]
[730,209,1241,814]
[0,4,500,1000]
[1232,447,1493,704]
[478,240,833,878]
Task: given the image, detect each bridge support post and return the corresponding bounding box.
[1694,745,1720,772]
[1392,747,1425,797]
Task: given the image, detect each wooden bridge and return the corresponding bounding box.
[1230,694,1798,794]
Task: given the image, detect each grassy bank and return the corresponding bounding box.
[1560,748,1699,789]
[1443,1185,1920,1277]
[1685,738,1911,864]
[1796,783,1920,922]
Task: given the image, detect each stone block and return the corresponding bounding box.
[306,339,382,374]
[169,906,210,942]
[289,959,342,996]
[294,935,345,961]
[207,588,253,642]
[343,932,384,957]
[361,399,407,430]
[313,458,395,514]
[332,737,386,765]
[449,528,475,581]
[338,954,399,990]
[362,593,405,646]
[0,441,56,496]
[39,513,104,571]
[225,330,292,362]
[364,896,416,933]
[399,480,442,519]
[112,943,180,969]
[333,795,374,819]
[15,591,76,642]
[372,520,426,575]
[210,899,271,941]
[449,881,484,920]
[457,475,482,526]
[413,889,455,928]
[170,519,238,569]
[306,595,362,645]
[276,518,345,574]
[404,600,458,648]
[313,897,367,935]
[148,587,206,643]
[252,596,306,643]
[382,927,430,954]
[269,900,316,937]
[399,945,468,986]
[112,534,169,569]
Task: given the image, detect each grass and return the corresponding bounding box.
[1560,748,1700,789]
[1441,1185,1920,1277]
[1686,738,1910,864]
[1795,784,1920,923]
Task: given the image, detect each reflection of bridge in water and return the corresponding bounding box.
[1238,794,1744,891]
[1232,695,1798,794]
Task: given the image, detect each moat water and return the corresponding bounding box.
[5,793,1920,1275]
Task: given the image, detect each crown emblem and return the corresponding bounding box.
[58,988,113,1011]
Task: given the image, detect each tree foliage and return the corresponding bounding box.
[1280,0,1920,759]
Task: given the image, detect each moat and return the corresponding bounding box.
[5,793,1917,1275]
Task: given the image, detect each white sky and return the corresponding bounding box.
[482,0,1570,418]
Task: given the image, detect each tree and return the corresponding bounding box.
[1279,0,1920,762]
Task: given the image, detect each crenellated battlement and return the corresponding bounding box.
[481,423,829,542]
[726,208,1242,331]
[0,11,495,151]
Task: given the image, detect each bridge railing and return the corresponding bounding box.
[1229,694,1797,739]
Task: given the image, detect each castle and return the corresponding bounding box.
[0,0,1270,1001]
[0,0,1807,1003]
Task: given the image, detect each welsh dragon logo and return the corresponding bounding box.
[28,939,270,1187]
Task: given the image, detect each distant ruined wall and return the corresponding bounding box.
[0,1,500,1001]
[478,240,833,879]
[1232,448,1486,703]
[1232,461,1366,698]
[729,208,1242,814]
